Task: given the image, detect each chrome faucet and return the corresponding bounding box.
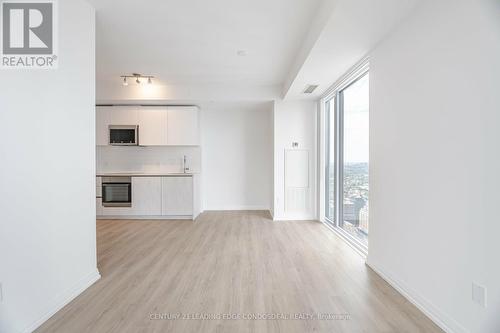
[183,155,190,173]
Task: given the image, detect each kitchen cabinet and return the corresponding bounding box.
[96,177,102,197]
[100,204,134,216]
[138,107,168,146]
[96,107,110,146]
[96,106,139,146]
[96,175,195,218]
[167,106,199,146]
[132,177,162,215]
[161,176,193,216]
[96,177,103,216]
[108,106,139,125]
[96,198,103,216]
[96,106,199,146]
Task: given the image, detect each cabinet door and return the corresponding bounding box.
[138,107,167,146]
[96,198,103,216]
[108,106,139,125]
[100,206,135,216]
[162,177,193,216]
[96,106,139,145]
[132,177,162,215]
[96,107,111,146]
[96,177,102,198]
[167,106,199,146]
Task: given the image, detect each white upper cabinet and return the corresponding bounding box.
[138,107,168,146]
[108,106,139,125]
[167,106,200,146]
[96,106,110,146]
[96,106,139,146]
[96,106,199,146]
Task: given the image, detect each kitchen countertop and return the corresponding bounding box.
[96,172,197,177]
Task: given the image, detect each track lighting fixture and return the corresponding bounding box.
[120,73,154,85]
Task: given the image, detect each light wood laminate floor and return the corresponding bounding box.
[36,211,443,333]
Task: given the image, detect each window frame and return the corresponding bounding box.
[321,59,369,256]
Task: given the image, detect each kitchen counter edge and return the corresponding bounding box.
[96,173,198,177]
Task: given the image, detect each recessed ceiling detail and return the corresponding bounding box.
[303,84,319,94]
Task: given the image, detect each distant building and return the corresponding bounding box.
[359,204,369,234]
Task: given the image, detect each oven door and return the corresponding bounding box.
[102,179,132,207]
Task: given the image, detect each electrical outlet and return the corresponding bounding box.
[472,282,487,308]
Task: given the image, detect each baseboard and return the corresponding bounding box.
[323,222,367,258]
[97,215,193,220]
[23,269,101,333]
[193,209,203,220]
[365,261,468,333]
[203,206,270,211]
[272,215,317,221]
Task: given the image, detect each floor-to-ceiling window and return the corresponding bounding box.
[325,67,369,251]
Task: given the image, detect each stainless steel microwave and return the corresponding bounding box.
[109,125,139,146]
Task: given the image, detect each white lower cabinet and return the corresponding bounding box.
[132,177,162,215]
[97,176,193,218]
[100,204,134,216]
[96,198,103,216]
[162,176,193,216]
[96,177,102,197]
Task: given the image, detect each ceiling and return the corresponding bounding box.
[87,0,322,87]
[283,0,420,100]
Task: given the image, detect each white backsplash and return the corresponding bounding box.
[97,146,201,174]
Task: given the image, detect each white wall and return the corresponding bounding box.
[0,1,97,332]
[273,100,317,220]
[201,102,272,211]
[269,104,275,216]
[97,146,201,174]
[367,0,500,332]
[96,82,281,104]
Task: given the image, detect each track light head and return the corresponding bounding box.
[121,74,155,86]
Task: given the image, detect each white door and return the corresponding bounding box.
[138,107,167,146]
[132,177,162,215]
[167,106,199,145]
[161,176,193,216]
[284,149,310,213]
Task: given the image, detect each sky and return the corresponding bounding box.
[342,73,369,163]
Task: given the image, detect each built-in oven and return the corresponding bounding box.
[109,125,139,146]
[102,177,132,207]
